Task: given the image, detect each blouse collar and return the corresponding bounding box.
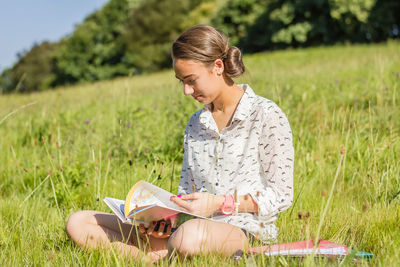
[199,84,256,131]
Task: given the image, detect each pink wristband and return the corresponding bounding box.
[221,195,235,215]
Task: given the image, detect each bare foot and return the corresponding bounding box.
[148,249,168,263]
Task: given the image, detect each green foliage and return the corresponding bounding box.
[365,0,400,40]
[1,0,400,93]
[329,0,376,40]
[122,0,200,73]
[53,0,133,85]
[239,0,400,51]
[269,2,295,25]
[180,1,218,31]
[271,21,312,44]
[0,68,12,94]
[329,0,376,23]
[212,0,269,45]
[2,41,58,93]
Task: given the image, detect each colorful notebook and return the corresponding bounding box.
[248,240,348,257]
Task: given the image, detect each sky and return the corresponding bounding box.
[0,0,110,71]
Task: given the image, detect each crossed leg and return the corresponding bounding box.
[168,219,249,258]
[65,210,169,262]
[65,211,249,262]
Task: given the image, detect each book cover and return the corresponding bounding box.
[248,240,348,257]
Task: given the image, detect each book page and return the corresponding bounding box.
[127,204,209,227]
[124,180,183,216]
[104,197,150,227]
[103,197,130,224]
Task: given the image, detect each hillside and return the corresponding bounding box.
[0,42,399,265]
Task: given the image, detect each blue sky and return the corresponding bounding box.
[0,0,109,71]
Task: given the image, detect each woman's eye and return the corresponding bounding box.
[177,79,196,85]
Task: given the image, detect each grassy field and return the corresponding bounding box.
[0,41,399,266]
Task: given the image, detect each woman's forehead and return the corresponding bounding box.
[174,59,206,76]
[174,59,201,68]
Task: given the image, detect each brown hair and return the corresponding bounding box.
[172,25,245,78]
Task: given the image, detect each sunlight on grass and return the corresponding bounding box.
[0,42,399,266]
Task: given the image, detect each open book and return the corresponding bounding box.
[104,180,208,227]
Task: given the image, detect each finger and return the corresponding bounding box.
[165,214,178,226]
[151,232,169,238]
[170,196,192,210]
[166,224,172,236]
[150,221,164,238]
[151,223,170,239]
[168,214,178,227]
[179,193,199,200]
[147,221,157,235]
[157,221,166,237]
[139,224,146,234]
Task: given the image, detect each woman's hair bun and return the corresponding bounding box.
[172,25,245,79]
[224,46,245,78]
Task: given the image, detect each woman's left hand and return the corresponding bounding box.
[139,220,173,239]
[170,192,224,217]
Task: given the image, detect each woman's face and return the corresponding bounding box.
[173,59,223,104]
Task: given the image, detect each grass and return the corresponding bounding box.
[0,40,399,266]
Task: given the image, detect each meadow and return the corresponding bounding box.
[0,41,399,266]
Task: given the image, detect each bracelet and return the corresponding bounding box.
[221,195,235,215]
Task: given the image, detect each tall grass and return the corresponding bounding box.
[0,41,399,266]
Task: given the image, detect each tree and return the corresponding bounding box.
[2,0,399,93]
[3,41,58,93]
[0,68,12,93]
[212,0,269,46]
[367,0,400,40]
[234,0,400,52]
[122,0,201,73]
[53,0,133,85]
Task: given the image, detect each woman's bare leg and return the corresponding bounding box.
[65,210,169,261]
[168,219,249,257]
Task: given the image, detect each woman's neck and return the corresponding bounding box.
[212,83,244,113]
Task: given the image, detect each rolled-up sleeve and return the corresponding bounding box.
[250,106,294,218]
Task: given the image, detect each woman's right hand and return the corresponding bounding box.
[139,220,172,239]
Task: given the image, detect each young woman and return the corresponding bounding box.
[65,25,294,262]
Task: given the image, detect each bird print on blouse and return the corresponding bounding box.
[178,84,294,242]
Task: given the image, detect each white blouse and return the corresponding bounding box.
[177,84,294,242]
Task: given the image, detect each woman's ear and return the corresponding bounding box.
[213,58,224,75]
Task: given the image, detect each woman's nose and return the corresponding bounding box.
[183,84,194,96]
